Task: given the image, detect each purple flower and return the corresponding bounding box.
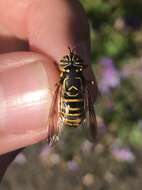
[67,160,79,172]
[122,60,142,78]
[39,145,53,164]
[81,140,93,154]
[13,153,27,165]
[99,58,121,94]
[39,145,61,165]
[39,145,52,158]
[125,16,141,29]
[111,147,135,162]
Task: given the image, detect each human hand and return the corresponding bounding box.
[0,0,96,180]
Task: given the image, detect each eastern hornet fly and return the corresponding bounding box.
[47,47,98,144]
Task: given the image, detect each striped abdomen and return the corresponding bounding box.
[61,97,84,127]
[60,75,85,127]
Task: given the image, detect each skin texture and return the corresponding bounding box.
[0,0,96,181]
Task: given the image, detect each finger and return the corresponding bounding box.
[0,0,89,55]
[0,52,59,155]
[0,0,96,81]
[28,0,98,97]
[27,0,97,86]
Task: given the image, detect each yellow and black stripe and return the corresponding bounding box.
[61,97,84,127]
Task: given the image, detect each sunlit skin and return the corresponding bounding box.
[0,0,96,180]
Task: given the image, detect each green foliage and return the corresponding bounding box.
[81,0,138,62]
[129,126,142,147]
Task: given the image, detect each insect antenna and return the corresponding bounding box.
[68,46,74,54]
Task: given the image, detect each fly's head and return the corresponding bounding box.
[59,47,84,74]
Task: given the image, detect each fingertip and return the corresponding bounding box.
[27,0,90,63]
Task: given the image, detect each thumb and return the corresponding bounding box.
[0,52,59,155]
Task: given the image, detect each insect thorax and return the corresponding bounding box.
[59,48,84,72]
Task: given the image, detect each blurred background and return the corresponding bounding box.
[1,0,142,189]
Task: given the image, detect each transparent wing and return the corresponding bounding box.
[82,82,98,143]
[47,83,62,145]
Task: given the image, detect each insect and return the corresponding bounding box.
[47,47,98,144]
